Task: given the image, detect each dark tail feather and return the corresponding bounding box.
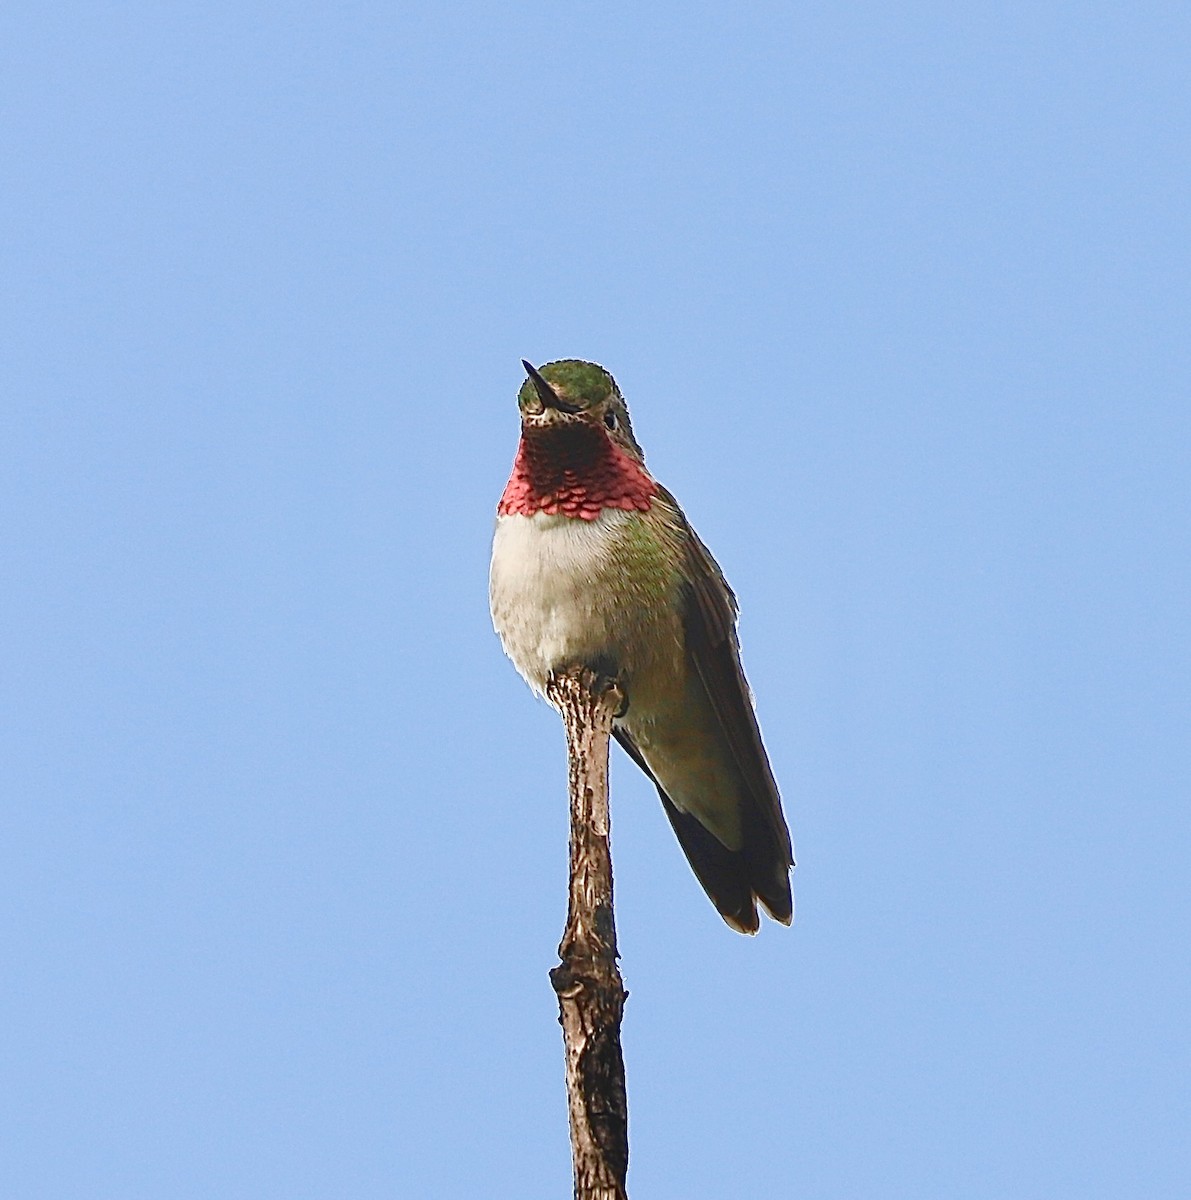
[740,786,794,926]
[614,726,792,933]
[658,791,792,934]
[659,794,761,933]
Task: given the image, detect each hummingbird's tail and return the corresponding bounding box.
[657,788,793,934]
[613,726,793,934]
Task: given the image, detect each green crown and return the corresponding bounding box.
[519,360,618,409]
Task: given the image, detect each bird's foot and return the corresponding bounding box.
[546,662,628,717]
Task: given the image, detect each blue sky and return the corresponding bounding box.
[2,3,1188,1196]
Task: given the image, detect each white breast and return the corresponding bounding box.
[489,509,635,694]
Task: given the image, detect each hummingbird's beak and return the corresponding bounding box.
[522,360,581,414]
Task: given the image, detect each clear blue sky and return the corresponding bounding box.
[3,3,1188,1197]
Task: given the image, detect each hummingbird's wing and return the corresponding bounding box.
[618,488,794,931]
[677,519,794,924]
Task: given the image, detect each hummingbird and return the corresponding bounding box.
[489,359,794,933]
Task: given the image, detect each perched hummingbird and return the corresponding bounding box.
[489,360,794,933]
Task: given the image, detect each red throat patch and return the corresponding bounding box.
[497,422,657,521]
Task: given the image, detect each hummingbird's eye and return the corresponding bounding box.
[604,411,617,430]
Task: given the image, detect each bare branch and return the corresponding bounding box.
[546,668,629,1200]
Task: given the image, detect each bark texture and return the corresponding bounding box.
[546,668,629,1200]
